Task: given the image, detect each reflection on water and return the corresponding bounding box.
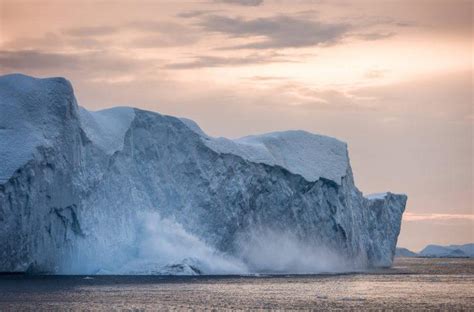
[0,258,473,310]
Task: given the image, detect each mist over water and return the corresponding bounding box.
[236,228,354,274]
[85,212,354,275]
[115,213,248,275]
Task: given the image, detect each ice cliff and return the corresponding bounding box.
[0,74,407,274]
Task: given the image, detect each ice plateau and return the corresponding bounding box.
[0,74,407,275]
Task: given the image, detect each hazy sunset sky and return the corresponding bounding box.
[0,0,472,250]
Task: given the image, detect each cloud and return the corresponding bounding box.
[270,82,379,111]
[65,26,119,37]
[354,32,395,41]
[58,21,201,48]
[0,50,80,70]
[403,212,474,222]
[5,21,198,51]
[127,21,201,47]
[131,35,199,48]
[164,52,295,69]
[215,0,264,6]
[177,10,220,18]
[364,69,388,79]
[353,70,473,121]
[245,75,289,81]
[198,15,349,49]
[0,50,148,76]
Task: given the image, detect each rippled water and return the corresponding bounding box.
[0,258,473,310]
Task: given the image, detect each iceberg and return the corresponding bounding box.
[419,244,474,258]
[0,74,407,274]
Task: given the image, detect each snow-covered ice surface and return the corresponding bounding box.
[79,107,135,155]
[0,74,407,275]
[183,118,349,184]
[202,131,348,184]
[0,75,74,182]
[366,192,389,200]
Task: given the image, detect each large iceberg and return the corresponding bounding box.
[0,74,407,274]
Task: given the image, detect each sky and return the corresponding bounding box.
[0,0,472,251]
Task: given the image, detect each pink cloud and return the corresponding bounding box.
[403,212,474,222]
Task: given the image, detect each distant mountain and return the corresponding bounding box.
[419,244,474,258]
[395,247,418,257]
[450,244,474,257]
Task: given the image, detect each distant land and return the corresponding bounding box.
[395,247,418,257]
[396,243,474,258]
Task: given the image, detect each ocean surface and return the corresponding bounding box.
[0,258,472,310]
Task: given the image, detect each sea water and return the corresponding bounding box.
[0,258,472,310]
